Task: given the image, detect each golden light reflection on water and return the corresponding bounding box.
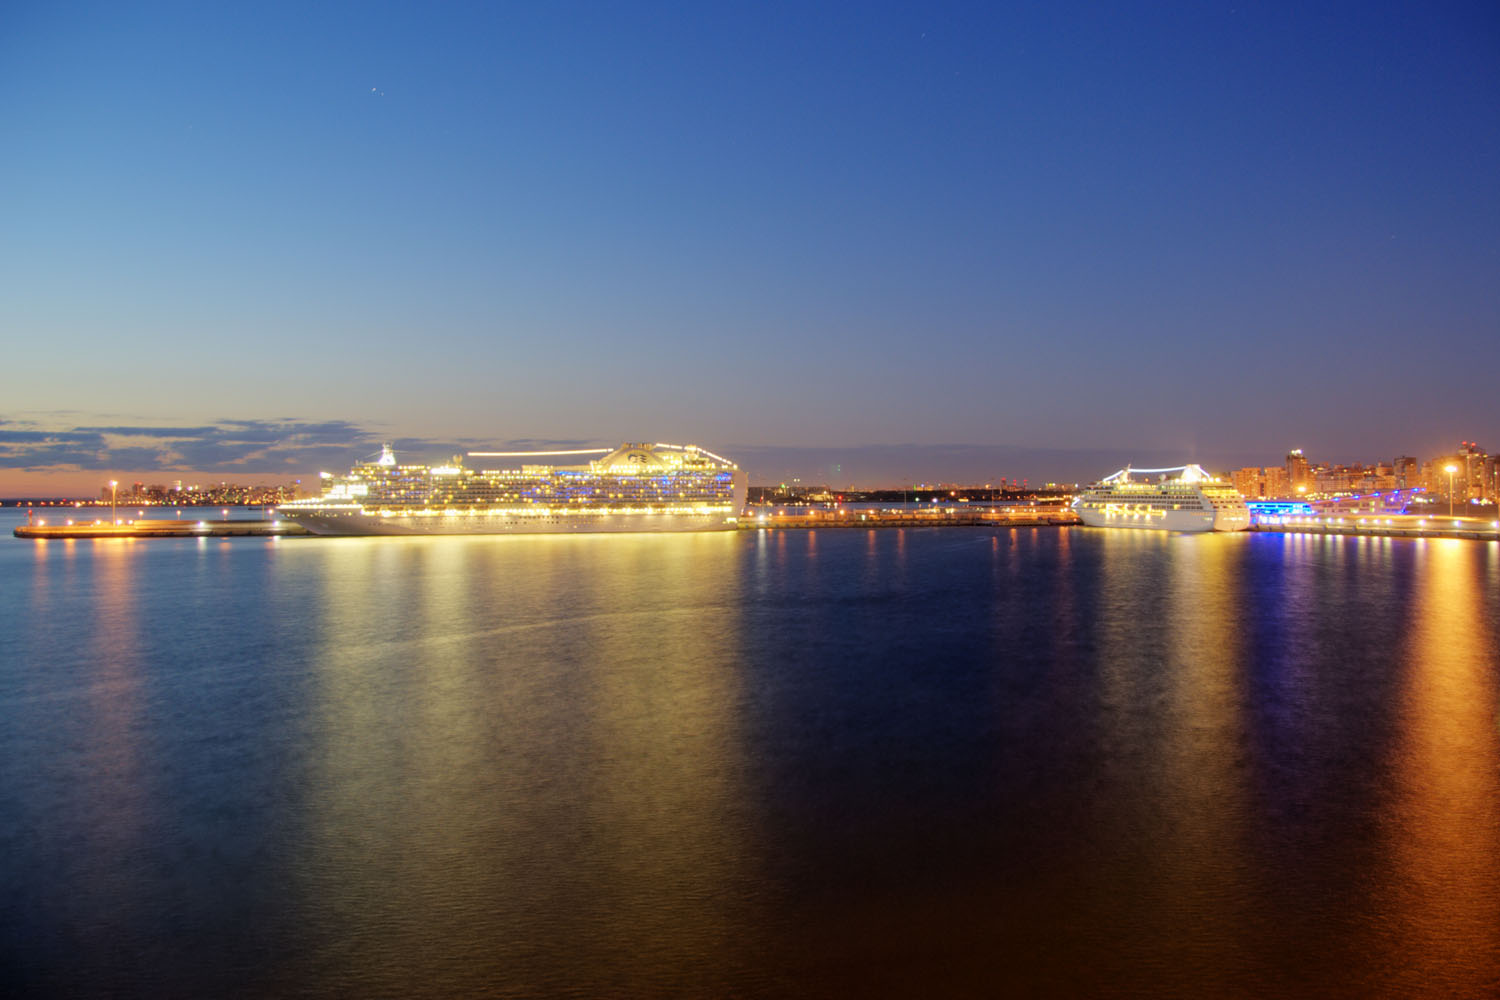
[1378,539,1500,993]
[1151,534,1252,983]
[66,541,152,941]
[1049,526,1075,645]
[8,519,1499,996]
[80,541,146,780]
[1086,532,1256,987]
[576,541,751,987]
[289,533,755,993]
[1095,527,1173,680]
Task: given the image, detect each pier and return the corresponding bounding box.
[1251,513,1498,541]
[13,511,1494,540]
[740,507,1081,530]
[14,518,308,539]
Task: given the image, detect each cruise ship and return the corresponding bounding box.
[1072,465,1251,532]
[277,442,747,535]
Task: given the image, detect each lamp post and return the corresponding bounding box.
[109,480,118,525]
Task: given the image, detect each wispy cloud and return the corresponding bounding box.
[0,417,619,479]
[0,417,380,475]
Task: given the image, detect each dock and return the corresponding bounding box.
[14,518,308,539]
[16,511,1490,541]
[740,508,1081,529]
[1250,514,1497,541]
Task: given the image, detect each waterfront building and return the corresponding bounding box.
[1231,467,1264,498]
[1234,466,1294,499]
[1286,449,1312,494]
[1460,441,1489,501]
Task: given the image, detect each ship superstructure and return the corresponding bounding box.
[279,442,747,535]
[1072,465,1250,532]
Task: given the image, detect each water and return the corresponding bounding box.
[2,509,1498,997]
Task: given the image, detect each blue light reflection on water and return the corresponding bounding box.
[1,510,1498,997]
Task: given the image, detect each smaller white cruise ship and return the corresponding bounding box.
[1073,465,1250,533]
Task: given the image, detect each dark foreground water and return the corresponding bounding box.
[2,512,1498,998]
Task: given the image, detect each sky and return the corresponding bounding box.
[2,1,1496,492]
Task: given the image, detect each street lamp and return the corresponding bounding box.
[1445,464,1458,519]
[109,480,118,525]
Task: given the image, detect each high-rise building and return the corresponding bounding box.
[1427,452,1469,505]
[1231,467,1264,498]
[1286,449,1311,494]
[1459,441,1488,501]
[1393,456,1418,489]
[1230,466,1293,498]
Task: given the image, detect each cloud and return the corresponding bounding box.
[0,418,627,480]
[0,416,383,475]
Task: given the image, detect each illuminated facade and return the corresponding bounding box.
[1231,466,1290,499]
[1394,456,1419,489]
[1286,449,1311,494]
[279,443,747,535]
[1072,465,1251,532]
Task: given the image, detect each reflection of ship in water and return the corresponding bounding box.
[1073,465,1250,532]
[279,442,747,535]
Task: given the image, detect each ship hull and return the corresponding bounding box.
[281,508,741,536]
[1074,506,1250,532]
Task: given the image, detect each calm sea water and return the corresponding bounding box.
[2,509,1498,998]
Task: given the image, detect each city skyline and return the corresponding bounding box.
[0,412,1490,496]
[3,2,1497,493]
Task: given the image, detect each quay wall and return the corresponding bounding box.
[740,509,1080,530]
[1250,517,1497,542]
[15,518,307,539]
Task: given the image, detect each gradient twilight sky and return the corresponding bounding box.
[2,1,1496,492]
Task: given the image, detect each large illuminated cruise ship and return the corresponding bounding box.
[278,442,747,535]
[1072,465,1251,532]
